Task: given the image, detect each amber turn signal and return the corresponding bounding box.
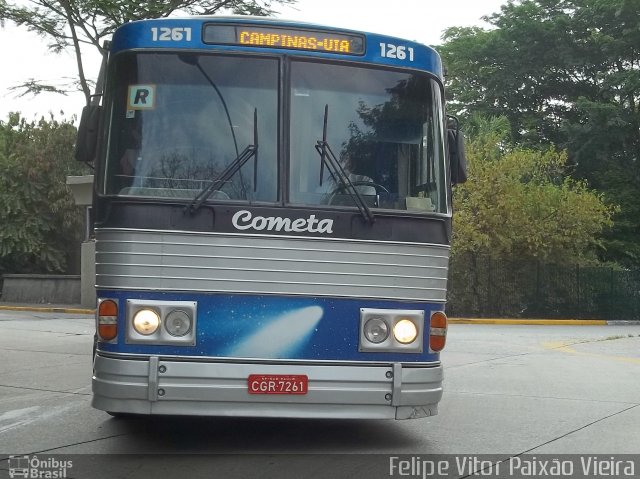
[429,311,447,352]
[98,299,118,341]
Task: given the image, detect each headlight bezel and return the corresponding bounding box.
[126,299,197,345]
[359,308,424,353]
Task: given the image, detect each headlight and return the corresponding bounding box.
[363,317,389,343]
[133,309,160,335]
[393,319,418,344]
[165,310,192,337]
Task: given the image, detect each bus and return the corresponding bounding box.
[77,16,467,420]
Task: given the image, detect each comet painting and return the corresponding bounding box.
[227,306,324,358]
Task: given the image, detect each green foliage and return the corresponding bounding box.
[447,256,640,320]
[0,113,87,274]
[440,0,640,266]
[452,116,617,264]
[0,0,296,101]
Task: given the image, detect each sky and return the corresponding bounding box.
[0,0,506,122]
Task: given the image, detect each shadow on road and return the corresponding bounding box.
[105,414,427,453]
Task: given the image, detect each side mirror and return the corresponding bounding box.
[75,105,102,164]
[447,118,468,185]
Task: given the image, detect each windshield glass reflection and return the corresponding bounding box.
[289,61,447,213]
[105,53,279,203]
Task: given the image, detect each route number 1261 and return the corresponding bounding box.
[151,27,192,42]
[379,43,414,62]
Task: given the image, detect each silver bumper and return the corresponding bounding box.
[92,354,443,420]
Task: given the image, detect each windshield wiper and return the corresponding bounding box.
[186,108,259,215]
[315,104,375,224]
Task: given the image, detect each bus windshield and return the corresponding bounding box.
[104,52,279,202]
[104,52,447,214]
[290,61,447,214]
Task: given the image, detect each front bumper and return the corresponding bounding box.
[92,354,443,420]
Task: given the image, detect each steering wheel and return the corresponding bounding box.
[328,181,390,206]
[329,181,390,196]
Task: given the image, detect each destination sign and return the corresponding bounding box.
[203,24,365,55]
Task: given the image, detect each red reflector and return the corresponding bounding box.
[430,335,446,351]
[98,323,117,341]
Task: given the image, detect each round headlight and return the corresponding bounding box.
[393,319,418,344]
[165,310,192,337]
[364,317,389,344]
[133,309,160,335]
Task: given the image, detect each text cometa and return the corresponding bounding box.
[232,210,334,234]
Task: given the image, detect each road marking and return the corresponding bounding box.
[544,340,640,364]
[0,406,41,434]
[0,400,81,435]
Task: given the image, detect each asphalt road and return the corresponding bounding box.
[0,309,639,478]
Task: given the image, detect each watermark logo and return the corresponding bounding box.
[388,455,637,478]
[8,455,72,479]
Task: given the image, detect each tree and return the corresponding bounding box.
[0,0,295,104]
[451,115,617,264]
[447,115,618,317]
[439,0,640,266]
[0,113,87,274]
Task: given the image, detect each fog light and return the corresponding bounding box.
[393,319,418,344]
[165,310,192,337]
[364,318,389,344]
[133,309,160,335]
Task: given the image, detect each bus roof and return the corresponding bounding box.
[111,16,443,78]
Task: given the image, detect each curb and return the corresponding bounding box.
[0,305,95,314]
[449,318,608,326]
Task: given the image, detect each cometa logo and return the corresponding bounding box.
[232,210,334,234]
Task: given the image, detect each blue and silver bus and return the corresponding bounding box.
[77,16,467,420]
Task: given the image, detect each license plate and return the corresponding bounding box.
[248,374,308,395]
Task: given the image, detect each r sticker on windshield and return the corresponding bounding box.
[127,85,156,110]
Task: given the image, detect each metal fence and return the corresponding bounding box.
[447,254,640,321]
